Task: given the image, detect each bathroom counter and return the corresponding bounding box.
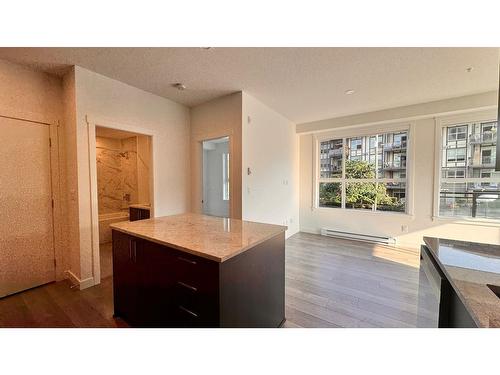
[110,212,286,262]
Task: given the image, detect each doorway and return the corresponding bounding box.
[94,126,153,280]
[0,116,55,297]
[202,136,230,218]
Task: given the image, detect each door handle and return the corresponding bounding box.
[177,256,197,265]
[130,239,137,263]
[177,281,198,292]
[179,305,199,318]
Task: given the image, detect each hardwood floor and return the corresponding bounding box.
[0,232,437,328]
[0,277,126,327]
[99,242,113,280]
[284,232,437,328]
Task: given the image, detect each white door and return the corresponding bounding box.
[202,137,230,218]
[0,117,55,297]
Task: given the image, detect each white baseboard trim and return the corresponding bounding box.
[298,227,321,235]
[299,228,420,254]
[65,270,95,290]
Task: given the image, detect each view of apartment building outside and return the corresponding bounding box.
[440,121,500,219]
[319,130,408,212]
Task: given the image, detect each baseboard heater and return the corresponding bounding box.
[320,228,396,245]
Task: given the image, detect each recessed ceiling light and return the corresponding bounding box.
[345,89,355,95]
[466,67,473,73]
[172,83,186,91]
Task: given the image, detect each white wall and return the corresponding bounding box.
[71,66,191,282]
[299,93,500,249]
[242,93,300,238]
[62,68,81,279]
[203,140,230,217]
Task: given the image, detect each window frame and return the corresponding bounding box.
[222,152,230,201]
[313,122,414,216]
[433,109,499,222]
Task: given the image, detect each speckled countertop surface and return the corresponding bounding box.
[110,213,287,262]
[423,237,500,328]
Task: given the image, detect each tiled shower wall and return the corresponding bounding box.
[96,136,139,214]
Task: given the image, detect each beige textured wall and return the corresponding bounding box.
[190,93,243,219]
[299,94,500,249]
[0,58,69,280]
[0,59,62,123]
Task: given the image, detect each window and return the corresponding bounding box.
[317,129,409,213]
[447,125,468,142]
[438,119,500,220]
[222,152,230,201]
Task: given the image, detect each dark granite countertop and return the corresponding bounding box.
[423,237,500,328]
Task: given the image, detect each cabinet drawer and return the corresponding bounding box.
[174,281,218,320]
[169,250,219,327]
[171,250,218,292]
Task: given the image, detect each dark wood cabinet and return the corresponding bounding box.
[112,229,285,328]
[129,207,150,222]
[112,231,140,325]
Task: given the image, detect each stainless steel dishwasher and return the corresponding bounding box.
[416,245,451,328]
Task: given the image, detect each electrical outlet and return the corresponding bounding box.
[401,224,409,233]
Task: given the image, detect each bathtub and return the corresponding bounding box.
[99,210,129,244]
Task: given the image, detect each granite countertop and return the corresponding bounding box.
[128,204,151,210]
[110,213,287,262]
[423,236,500,328]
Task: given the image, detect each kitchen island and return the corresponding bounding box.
[110,213,286,328]
[422,237,500,328]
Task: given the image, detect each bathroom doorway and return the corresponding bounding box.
[202,136,230,218]
[94,126,153,280]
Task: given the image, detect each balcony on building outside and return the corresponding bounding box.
[385,182,405,189]
[469,132,496,145]
[382,162,406,171]
[383,142,407,151]
[468,156,495,168]
[440,188,500,219]
[328,148,343,157]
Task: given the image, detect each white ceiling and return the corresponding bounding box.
[0,48,497,124]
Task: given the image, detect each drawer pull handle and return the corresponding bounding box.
[179,305,198,318]
[177,281,198,292]
[178,256,197,265]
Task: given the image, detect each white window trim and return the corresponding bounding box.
[432,108,499,222]
[222,152,230,201]
[312,121,415,217]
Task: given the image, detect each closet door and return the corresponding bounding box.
[0,117,55,297]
